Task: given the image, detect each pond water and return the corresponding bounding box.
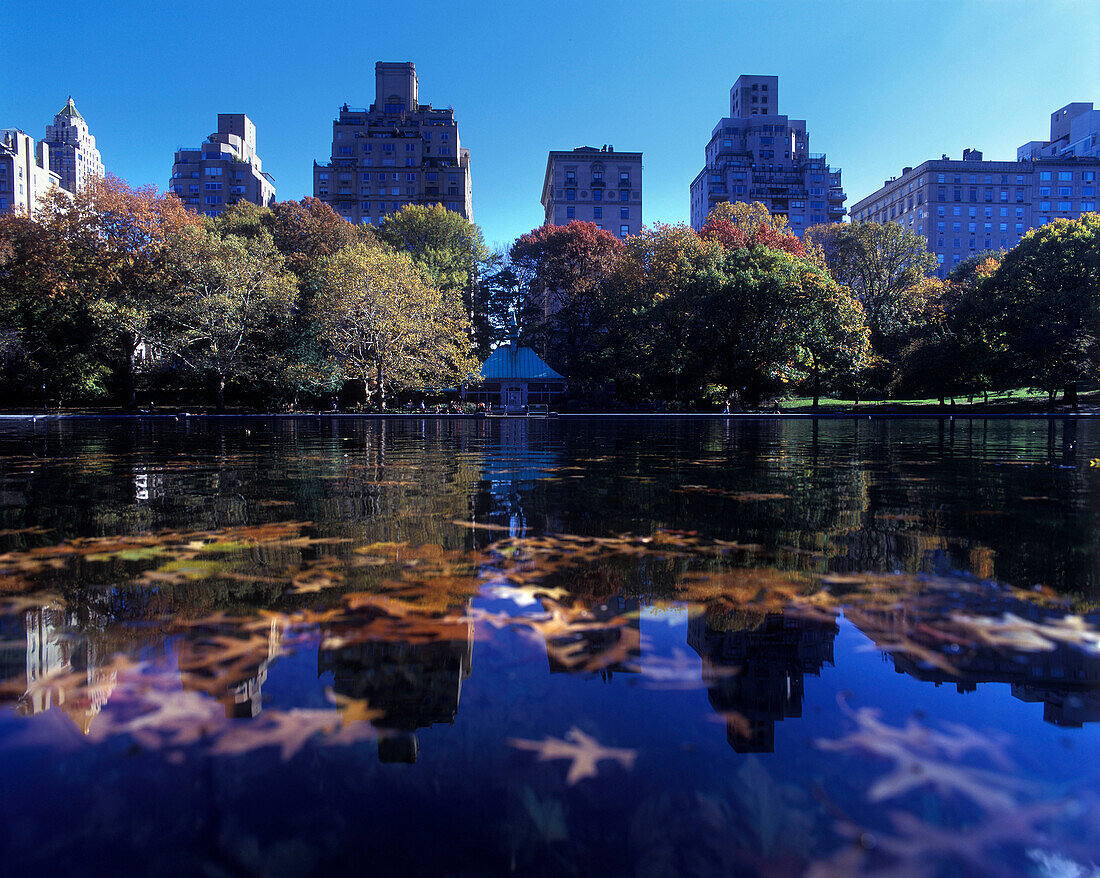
[0,417,1098,877]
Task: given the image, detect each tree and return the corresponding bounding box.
[981,213,1100,407]
[377,204,492,355]
[160,226,296,410]
[804,221,937,384]
[34,174,204,407]
[311,242,477,409]
[510,221,625,391]
[0,212,110,402]
[269,198,362,280]
[795,267,872,408]
[699,201,806,257]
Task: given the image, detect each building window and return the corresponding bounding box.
[1059,171,1072,181]
[593,207,602,219]
[566,189,575,201]
[620,225,630,237]
[593,189,602,201]
[1040,171,1052,181]
[566,206,575,218]
[204,167,222,176]
[619,189,629,202]
[620,207,629,219]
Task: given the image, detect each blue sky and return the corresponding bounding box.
[2,0,1098,250]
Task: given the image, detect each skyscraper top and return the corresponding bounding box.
[374,61,418,113]
[55,97,84,122]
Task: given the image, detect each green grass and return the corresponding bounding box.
[776,387,1090,413]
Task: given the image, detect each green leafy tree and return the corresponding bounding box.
[377,204,492,355]
[804,221,936,388]
[981,213,1100,407]
[160,226,297,410]
[311,242,477,409]
[0,212,109,402]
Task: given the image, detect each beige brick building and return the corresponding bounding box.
[42,97,104,195]
[541,146,642,237]
[170,114,275,217]
[314,62,472,224]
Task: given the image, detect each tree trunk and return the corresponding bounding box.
[812,372,820,410]
[376,362,386,411]
[216,374,226,413]
[1065,382,1079,411]
[120,331,137,410]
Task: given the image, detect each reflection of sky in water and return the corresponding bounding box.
[0,417,1098,876]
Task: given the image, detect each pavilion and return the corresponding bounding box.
[463,341,567,412]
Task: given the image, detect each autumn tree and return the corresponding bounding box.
[269,197,363,280]
[510,221,625,390]
[159,225,297,410]
[34,174,204,406]
[311,242,477,409]
[699,201,806,257]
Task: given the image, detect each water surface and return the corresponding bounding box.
[1,417,1098,877]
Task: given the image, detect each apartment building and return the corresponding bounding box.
[42,97,104,194]
[850,104,1100,277]
[689,75,845,233]
[0,129,61,214]
[541,145,642,237]
[314,61,472,224]
[1018,102,1100,160]
[170,114,275,217]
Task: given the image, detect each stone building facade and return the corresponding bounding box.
[689,75,845,234]
[0,129,60,214]
[850,103,1100,277]
[42,97,104,194]
[541,146,642,237]
[314,62,472,224]
[170,114,275,217]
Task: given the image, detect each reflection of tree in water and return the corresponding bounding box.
[687,610,838,752]
[317,614,473,763]
[852,589,1100,727]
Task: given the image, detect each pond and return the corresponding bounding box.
[0,416,1098,877]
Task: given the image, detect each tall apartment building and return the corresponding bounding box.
[170,114,275,217]
[313,61,472,225]
[42,97,104,194]
[689,75,845,234]
[0,129,61,214]
[541,146,642,237]
[850,104,1100,277]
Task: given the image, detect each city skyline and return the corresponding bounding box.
[1,0,1098,248]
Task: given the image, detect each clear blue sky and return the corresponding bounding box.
[3,0,1098,250]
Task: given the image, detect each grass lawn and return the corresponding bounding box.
[776,387,1098,413]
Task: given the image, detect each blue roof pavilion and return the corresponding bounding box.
[465,342,567,411]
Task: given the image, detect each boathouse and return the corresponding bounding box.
[464,341,567,411]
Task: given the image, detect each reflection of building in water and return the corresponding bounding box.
[317,615,473,763]
[0,608,117,734]
[852,592,1100,727]
[474,419,561,536]
[177,617,284,718]
[687,611,838,752]
[544,596,641,679]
